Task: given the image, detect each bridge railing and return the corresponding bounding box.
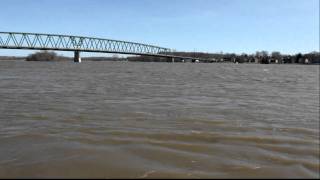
[0,32,172,56]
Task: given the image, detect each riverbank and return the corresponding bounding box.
[1,57,319,65]
[1,50,319,64]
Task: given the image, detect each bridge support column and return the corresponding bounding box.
[74,51,81,63]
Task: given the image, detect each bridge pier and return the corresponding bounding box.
[74,51,81,63]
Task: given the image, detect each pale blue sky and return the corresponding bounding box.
[0,0,319,56]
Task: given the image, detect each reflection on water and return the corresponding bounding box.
[0,61,319,178]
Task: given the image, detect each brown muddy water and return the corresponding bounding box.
[0,61,319,178]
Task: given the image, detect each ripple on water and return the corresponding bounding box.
[0,62,319,178]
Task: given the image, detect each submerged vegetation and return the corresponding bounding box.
[26,51,70,61]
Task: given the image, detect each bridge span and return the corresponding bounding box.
[0,32,200,63]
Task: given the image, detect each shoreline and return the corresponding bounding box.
[0,59,319,65]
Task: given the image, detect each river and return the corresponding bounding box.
[0,61,319,178]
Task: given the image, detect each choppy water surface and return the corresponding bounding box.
[0,61,319,178]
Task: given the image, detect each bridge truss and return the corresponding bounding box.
[0,32,172,57]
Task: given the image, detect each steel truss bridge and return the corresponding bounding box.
[0,32,199,62]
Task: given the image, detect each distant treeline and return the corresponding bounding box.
[23,51,127,62]
[26,51,71,61]
[1,50,319,64]
[129,51,320,64]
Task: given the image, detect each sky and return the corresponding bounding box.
[0,0,319,56]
